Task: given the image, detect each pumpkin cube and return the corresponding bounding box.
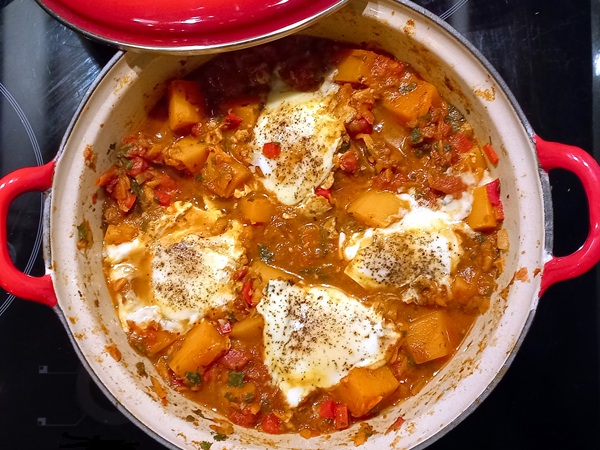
[333,365,399,417]
[200,147,251,198]
[406,310,450,364]
[334,49,380,85]
[168,320,230,378]
[163,136,210,174]
[382,76,441,123]
[347,190,408,228]
[239,194,275,224]
[168,80,206,131]
[466,185,497,231]
[229,315,264,342]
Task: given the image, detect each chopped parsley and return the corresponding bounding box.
[410,128,422,144]
[228,370,245,387]
[185,371,202,386]
[200,441,212,450]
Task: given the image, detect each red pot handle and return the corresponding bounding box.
[535,135,600,296]
[0,162,57,307]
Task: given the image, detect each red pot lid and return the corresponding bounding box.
[37,0,348,52]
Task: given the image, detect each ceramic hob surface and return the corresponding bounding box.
[0,0,598,448]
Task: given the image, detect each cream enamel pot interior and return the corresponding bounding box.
[1,1,600,449]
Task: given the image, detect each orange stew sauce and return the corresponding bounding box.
[98,36,504,436]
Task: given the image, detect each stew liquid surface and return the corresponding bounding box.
[96,36,505,438]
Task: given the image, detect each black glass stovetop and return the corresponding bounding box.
[1,0,598,448]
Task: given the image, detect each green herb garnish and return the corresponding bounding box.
[185,371,203,386]
[410,128,422,144]
[228,370,245,387]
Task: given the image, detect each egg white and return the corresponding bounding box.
[343,194,472,303]
[256,279,400,407]
[250,77,347,205]
[103,201,245,334]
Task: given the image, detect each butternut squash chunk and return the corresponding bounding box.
[200,147,251,198]
[382,77,441,123]
[168,80,206,131]
[333,365,399,417]
[451,274,477,304]
[347,190,408,228]
[334,49,404,87]
[168,320,230,378]
[230,102,261,131]
[466,185,497,231]
[163,136,210,174]
[239,194,275,224]
[229,315,264,342]
[129,323,178,356]
[406,310,450,364]
[334,49,380,85]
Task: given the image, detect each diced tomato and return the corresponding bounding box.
[153,186,172,206]
[334,404,349,430]
[315,187,331,201]
[127,156,149,177]
[429,174,467,196]
[319,400,336,419]
[439,122,452,137]
[156,173,178,191]
[261,413,282,434]
[229,407,257,428]
[339,150,359,173]
[483,143,500,166]
[241,280,254,306]
[217,320,233,335]
[346,116,373,137]
[449,133,473,153]
[263,142,281,159]
[223,112,243,130]
[220,349,250,370]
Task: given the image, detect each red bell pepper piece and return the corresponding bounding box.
[483,143,500,166]
[485,179,504,221]
[241,280,254,306]
[319,400,336,419]
[223,112,243,130]
[263,142,281,159]
[315,186,332,201]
